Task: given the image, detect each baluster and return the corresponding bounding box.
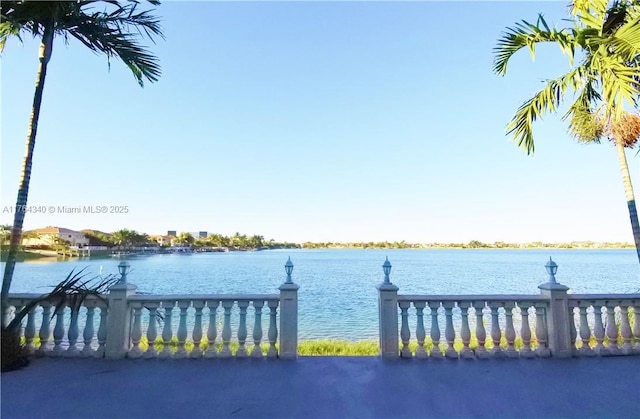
[569,306,578,356]
[429,302,442,358]
[175,301,190,358]
[204,301,219,358]
[128,304,143,358]
[633,304,640,354]
[504,303,517,358]
[236,300,249,358]
[220,301,234,358]
[81,305,96,357]
[11,304,23,334]
[414,301,426,359]
[95,304,108,358]
[605,303,621,355]
[2,303,12,328]
[24,306,37,354]
[191,301,204,358]
[144,303,160,358]
[592,303,606,355]
[535,304,550,357]
[66,307,80,357]
[52,305,66,355]
[251,301,264,358]
[619,304,633,355]
[459,302,473,359]
[37,303,52,356]
[267,300,278,358]
[490,303,503,357]
[399,301,411,358]
[578,304,595,356]
[474,302,488,358]
[159,301,175,358]
[443,303,457,358]
[519,304,534,358]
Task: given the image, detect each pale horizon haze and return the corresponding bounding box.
[1,1,639,244]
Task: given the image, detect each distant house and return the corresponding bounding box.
[24,226,90,247]
[150,234,176,247]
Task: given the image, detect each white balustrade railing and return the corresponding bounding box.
[126,294,280,359]
[6,258,638,361]
[377,257,640,359]
[567,295,640,356]
[396,295,549,359]
[6,294,108,358]
[6,259,299,360]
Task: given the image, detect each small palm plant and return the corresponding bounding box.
[1,268,117,372]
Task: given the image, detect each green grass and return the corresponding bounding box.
[298,340,379,355]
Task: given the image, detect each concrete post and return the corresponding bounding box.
[278,282,299,359]
[105,281,137,359]
[538,282,572,358]
[378,282,399,358]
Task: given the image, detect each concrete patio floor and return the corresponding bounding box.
[1,356,638,419]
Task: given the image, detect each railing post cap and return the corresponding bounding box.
[538,282,569,292]
[377,282,399,291]
[109,282,138,292]
[279,283,300,291]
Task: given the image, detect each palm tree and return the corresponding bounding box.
[0,1,164,322]
[175,232,195,247]
[494,0,640,263]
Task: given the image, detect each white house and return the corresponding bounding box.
[23,226,90,247]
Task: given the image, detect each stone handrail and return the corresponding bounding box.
[397,295,548,302]
[126,294,282,359]
[101,270,299,359]
[566,294,639,356]
[6,293,109,358]
[128,294,279,302]
[6,261,299,360]
[394,295,550,359]
[378,262,640,359]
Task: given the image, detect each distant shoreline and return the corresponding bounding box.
[298,241,635,250]
[4,241,634,262]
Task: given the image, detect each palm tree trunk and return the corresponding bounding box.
[614,140,640,264]
[1,23,55,326]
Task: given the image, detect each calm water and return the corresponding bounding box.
[7,249,640,340]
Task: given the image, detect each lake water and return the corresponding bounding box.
[8,249,640,340]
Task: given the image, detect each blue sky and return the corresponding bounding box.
[1,1,638,243]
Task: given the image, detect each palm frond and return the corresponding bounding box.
[1,1,163,86]
[494,15,577,75]
[61,2,162,86]
[571,0,609,31]
[600,59,640,117]
[6,268,118,331]
[0,21,21,52]
[506,66,588,154]
[606,14,640,58]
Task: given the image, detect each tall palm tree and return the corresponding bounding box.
[0,1,163,322]
[494,0,640,263]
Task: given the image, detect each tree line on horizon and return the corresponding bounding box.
[5,225,631,252]
[300,239,635,249]
[72,229,300,250]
